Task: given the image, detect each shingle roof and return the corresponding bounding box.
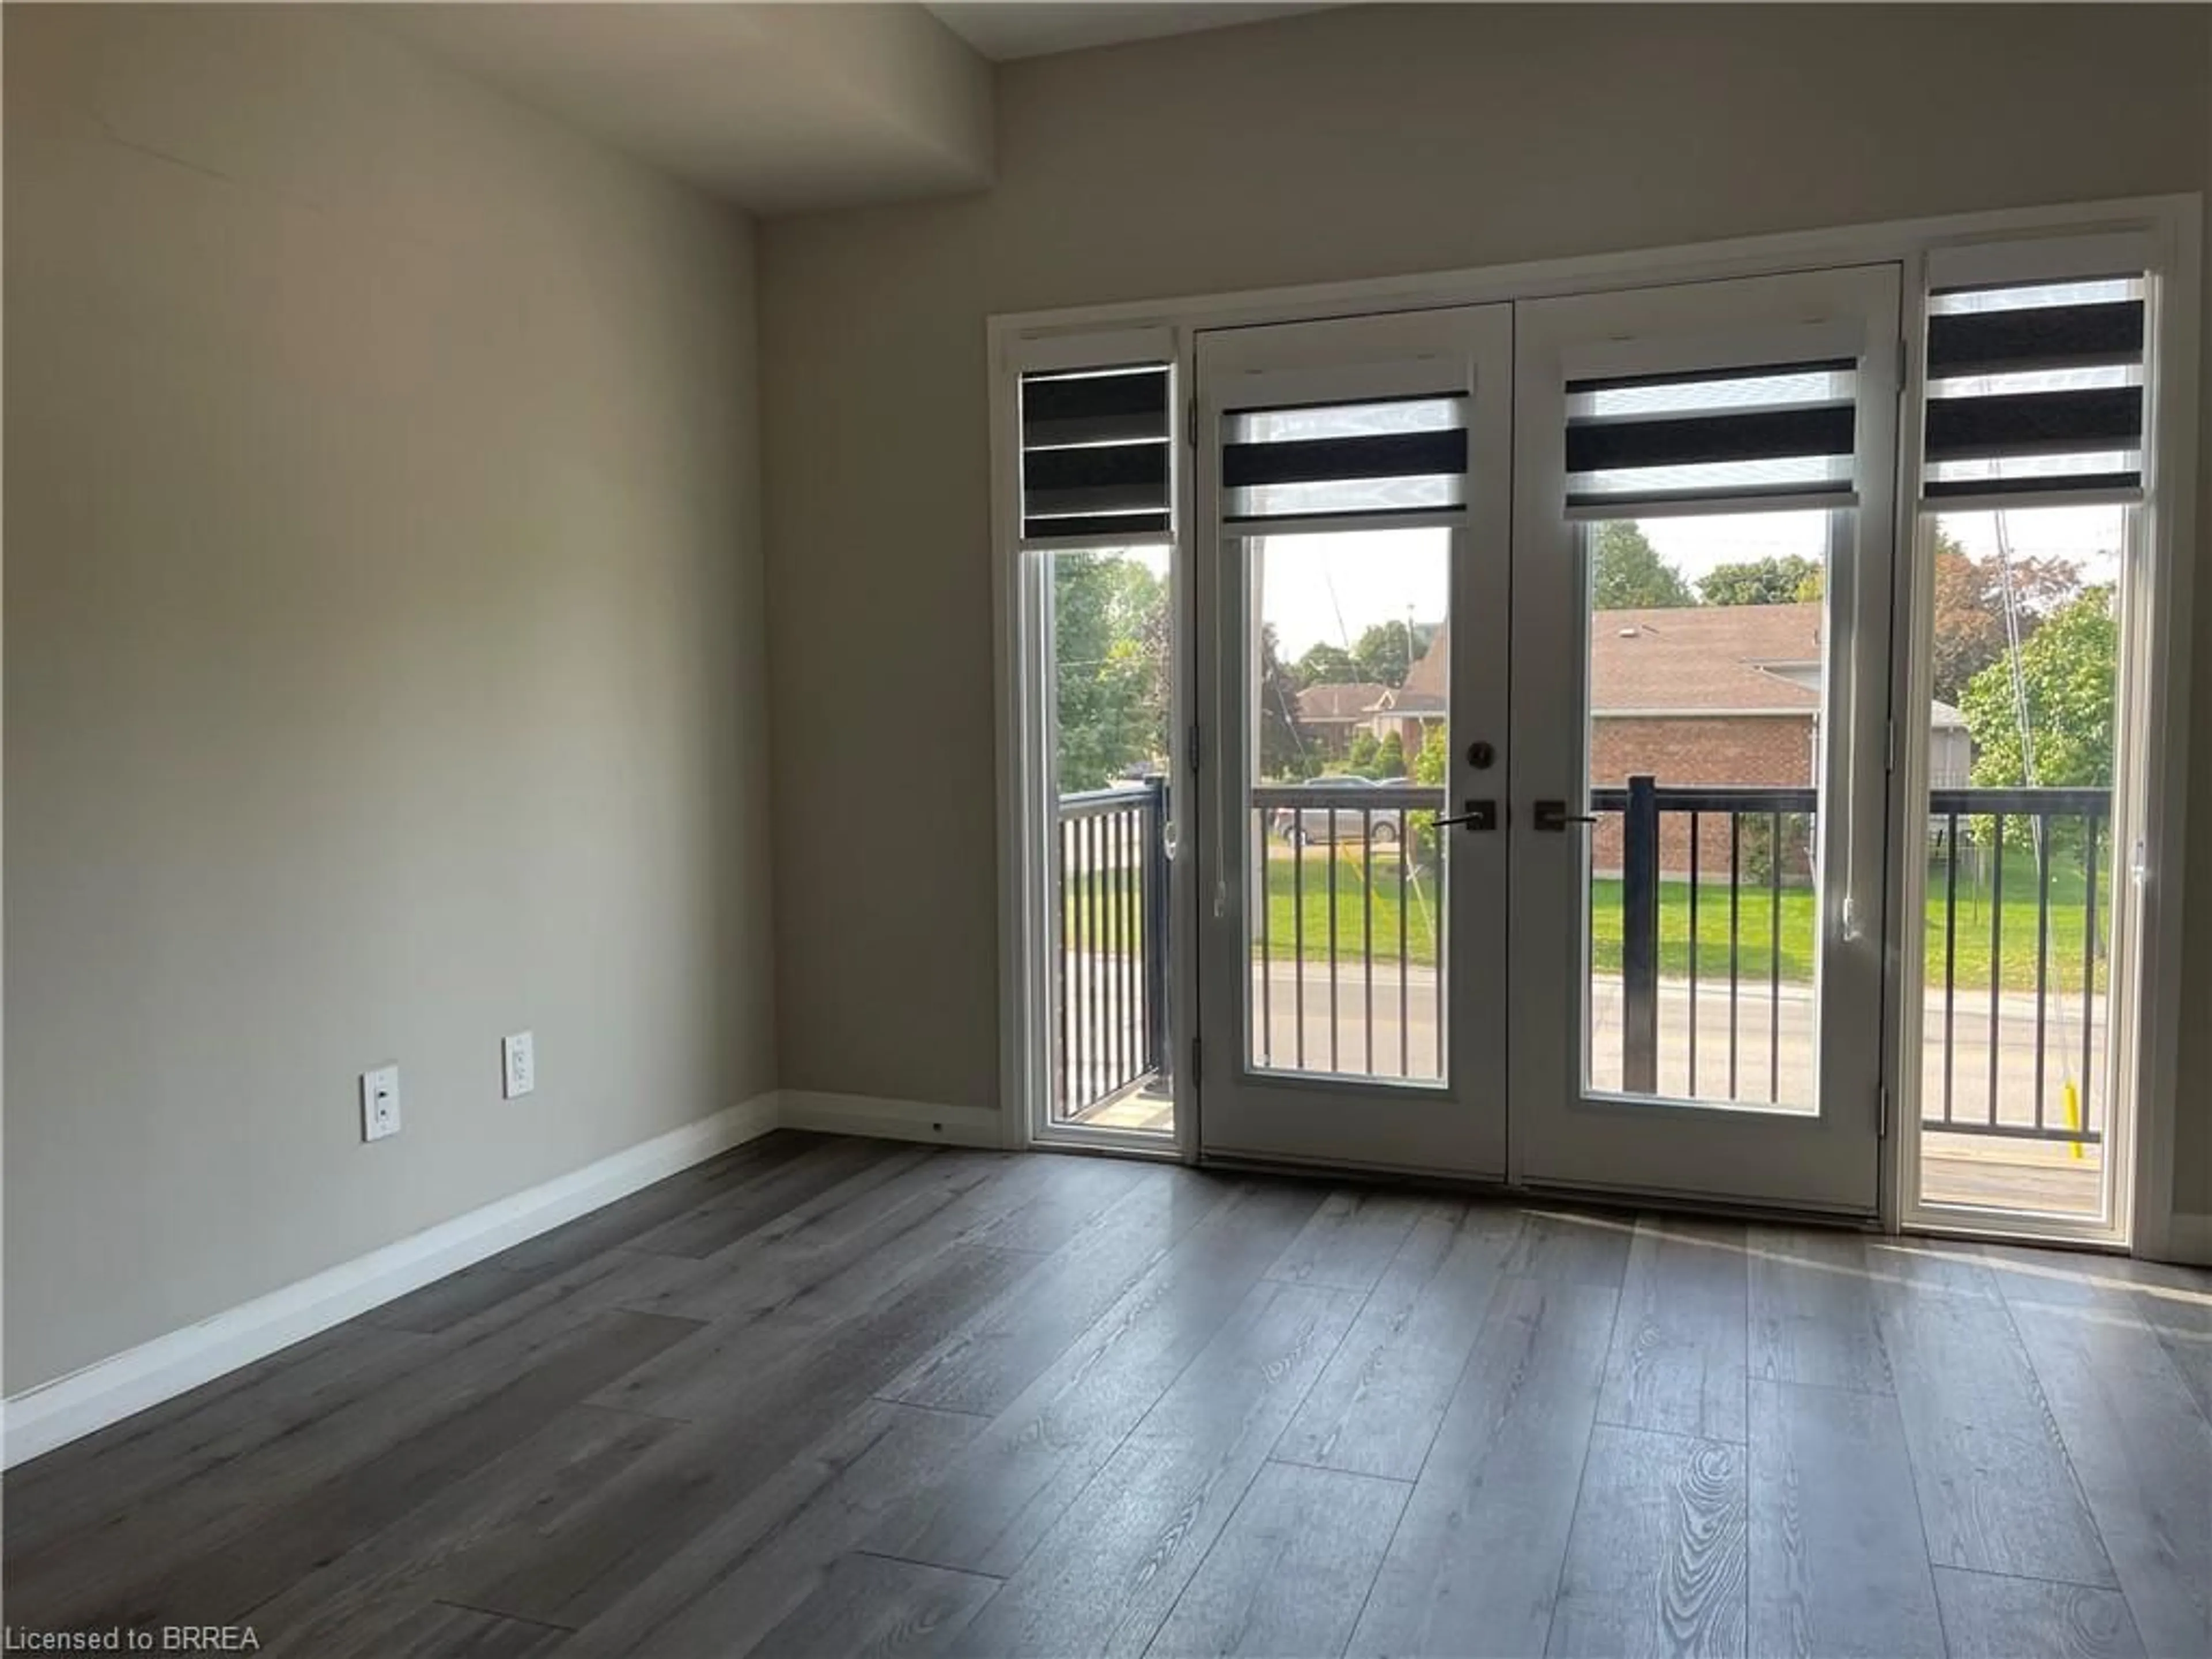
[1399,620,1449,703]
[1590,602,1824,714]
[1397,603,1831,715]
[1296,681,1391,721]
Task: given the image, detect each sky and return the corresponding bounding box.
[1245,505,2126,660]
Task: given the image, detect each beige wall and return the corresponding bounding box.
[4,6,774,1392]
[759,6,2210,1152]
[2178,20,2212,1229]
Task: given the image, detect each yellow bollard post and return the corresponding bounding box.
[2063,1078,2084,1160]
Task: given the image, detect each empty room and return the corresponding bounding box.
[5,4,2210,1656]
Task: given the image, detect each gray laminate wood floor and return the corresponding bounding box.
[7,1132,2209,1658]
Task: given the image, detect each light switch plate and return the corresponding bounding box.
[360,1064,402,1142]
[502,1032,535,1100]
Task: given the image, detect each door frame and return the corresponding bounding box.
[1505,264,1903,1218]
[1187,305,1515,1179]
[995,325,1200,1161]
[1886,230,2192,1249]
[988,194,2200,1257]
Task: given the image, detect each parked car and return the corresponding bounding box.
[1272,775,1401,846]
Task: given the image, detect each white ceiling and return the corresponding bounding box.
[926,3,1334,62]
[376,3,1336,216]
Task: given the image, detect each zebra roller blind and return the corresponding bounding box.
[1220,395,1468,524]
[1563,361,1858,515]
[1922,277,2145,503]
[1020,363,1173,542]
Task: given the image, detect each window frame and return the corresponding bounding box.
[1888,229,2192,1249]
[996,325,1197,1158]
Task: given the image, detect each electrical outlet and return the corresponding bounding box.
[502,1031,535,1100]
[360,1064,402,1142]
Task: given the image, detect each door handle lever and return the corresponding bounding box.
[1434,800,1498,832]
[1533,800,1597,832]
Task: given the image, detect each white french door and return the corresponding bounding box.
[1191,305,1514,1175]
[1507,267,1902,1214]
[1191,270,1901,1214]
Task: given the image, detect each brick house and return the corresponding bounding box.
[1382,603,1971,876]
[1369,647,1446,755]
[1293,681,1393,759]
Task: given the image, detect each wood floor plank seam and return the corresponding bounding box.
[948,1277,1365,1656]
[9,1140,2203,1659]
[1999,1291,2212,1656]
[1587,1412,1753,1446]
[867,1395,997,1419]
[1295,1205,1522,1491]
[1262,1452,1416,1484]
[1343,1277,1622,1659]
[1328,1452,1424,1659]
[1747,1376,1945,1658]
[33,1309,707,1631]
[849,1545,1009,1581]
[575,1401,699,1425]
[1134,1458,1407,1659]
[1930,1559,2164,1593]
[1929,1564,1961,1659]
[1931,1562,2153,1659]
[1982,1250,2142,1599]
[1875,1244,2123,1590]
[1901,1411,1956,1659]
[1534,1285,1626,1659]
[430,1597,578,1634]
[1744,1369,1906,1400]
[4,1298,707,1624]
[854,1182,1330,1586]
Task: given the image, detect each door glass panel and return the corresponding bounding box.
[1244,528,1449,1082]
[1046,546,1174,1135]
[1581,509,1840,1113]
[1912,503,2127,1218]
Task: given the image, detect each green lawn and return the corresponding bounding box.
[1255,846,1442,969]
[1060,847,1441,963]
[1588,870,2106,995]
[1067,843,2108,994]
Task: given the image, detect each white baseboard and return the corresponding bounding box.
[1,1092,781,1469]
[779,1089,1008,1150]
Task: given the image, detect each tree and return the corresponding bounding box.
[1052,552,1169,791]
[1295,642,1361,685]
[1347,728,1380,775]
[1698,554,1824,607]
[1374,731,1407,778]
[1961,586,2115,860]
[1930,530,2081,705]
[1350,620,1436,689]
[1590,521,1694,609]
[1257,623,1316,780]
[1413,722,1447,787]
[1408,722,1449,871]
[1962,586,2116,792]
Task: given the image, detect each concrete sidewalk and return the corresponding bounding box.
[1065,949,2109,1137]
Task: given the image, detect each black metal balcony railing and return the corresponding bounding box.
[1921,785,2111,1145]
[1054,780,1169,1121]
[1591,777,1817,1105]
[1593,777,2111,1145]
[1245,785,1446,1081]
[1052,774,2111,1145]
